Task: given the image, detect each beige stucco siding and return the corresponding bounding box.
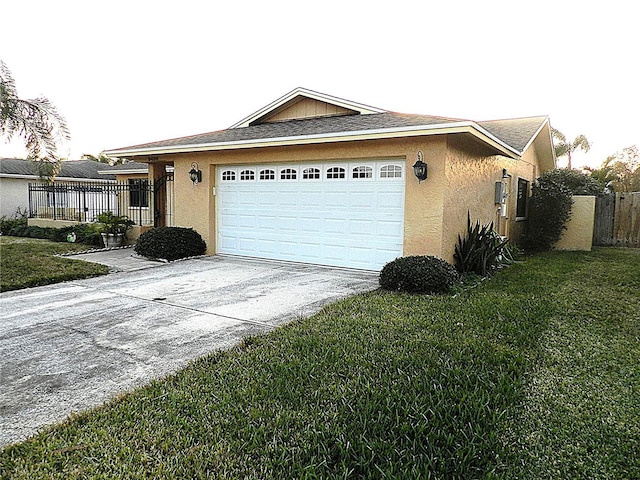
[441,135,539,261]
[144,132,547,264]
[555,196,596,251]
[162,137,448,258]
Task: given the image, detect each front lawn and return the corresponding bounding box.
[1,248,638,478]
[0,236,108,292]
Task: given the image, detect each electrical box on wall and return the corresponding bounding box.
[495,182,506,204]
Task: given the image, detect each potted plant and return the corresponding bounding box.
[94,211,134,248]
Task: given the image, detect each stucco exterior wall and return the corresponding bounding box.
[0,177,30,217]
[441,136,538,262]
[555,195,596,251]
[160,136,448,257]
[139,132,548,264]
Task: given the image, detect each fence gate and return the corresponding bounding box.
[593,192,640,247]
[154,172,174,227]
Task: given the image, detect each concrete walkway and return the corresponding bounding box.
[0,254,379,447]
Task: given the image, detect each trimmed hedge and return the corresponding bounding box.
[0,218,102,246]
[379,255,459,294]
[134,227,207,261]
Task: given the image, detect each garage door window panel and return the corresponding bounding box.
[259,169,275,180]
[303,167,321,180]
[380,165,402,178]
[327,167,346,179]
[352,165,373,179]
[222,170,236,181]
[280,168,297,180]
[240,169,255,181]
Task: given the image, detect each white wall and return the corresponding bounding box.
[0,177,30,217]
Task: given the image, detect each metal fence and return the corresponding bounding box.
[28,177,173,227]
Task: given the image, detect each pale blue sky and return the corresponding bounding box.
[1,0,637,169]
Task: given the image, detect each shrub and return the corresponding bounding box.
[0,221,102,246]
[540,168,602,195]
[379,255,459,294]
[454,212,513,277]
[0,209,28,235]
[134,227,207,261]
[522,169,576,252]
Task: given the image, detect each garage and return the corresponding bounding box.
[216,160,405,270]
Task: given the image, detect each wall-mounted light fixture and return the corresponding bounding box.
[502,168,509,178]
[189,162,202,185]
[413,151,428,183]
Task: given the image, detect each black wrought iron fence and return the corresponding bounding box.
[28,180,173,227]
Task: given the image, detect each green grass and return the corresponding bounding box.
[1,248,638,478]
[0,236,108,292]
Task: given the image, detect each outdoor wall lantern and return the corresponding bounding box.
[413,151,428,183]
[189,162,202,185]
[502,168,509,178]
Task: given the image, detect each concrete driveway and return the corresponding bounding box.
[0,253,378,447]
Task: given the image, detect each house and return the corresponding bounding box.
[104,88,556,270]
[0,158,118,219]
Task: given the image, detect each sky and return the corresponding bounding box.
[1,0,638,170]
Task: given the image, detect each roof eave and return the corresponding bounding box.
[103,122,521,159]
[104,123,522,159]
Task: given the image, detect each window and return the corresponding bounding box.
[303,167,320,179]
[280,168,297,180]
[222,170,236,181]
[259,169,275,180]
[240,169,255,181]
[516,178,529,219]
[380,165,402,178]
[352,165,373,179]
[326,167,346,179]
[129,179,149,207]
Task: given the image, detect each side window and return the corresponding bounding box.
[303,167,321,180]
[516,178,529,219]
[352,165,373,179]
[327,167,346,179]
[129,179,149,207]
[259,169,275,180]
[280,168,297,180]
[380,165,402,178]
[222,170,236,181]
[240,169,255,181]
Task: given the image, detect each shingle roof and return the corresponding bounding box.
[477,116,549,153]
[107,111,548,158]
[0,158,117,180]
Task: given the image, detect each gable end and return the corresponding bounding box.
[252,97,358,125]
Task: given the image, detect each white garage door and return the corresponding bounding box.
[216,160,405,270]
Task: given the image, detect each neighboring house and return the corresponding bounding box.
[0,158,118,219]
[104,87,556,270]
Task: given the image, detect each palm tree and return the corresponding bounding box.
[551,127,591,170]
[0,60,70,177]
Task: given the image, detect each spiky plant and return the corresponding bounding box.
[454,212,512,277]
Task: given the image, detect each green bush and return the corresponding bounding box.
[522,169,577,252]
[0,210,28,235]
[134,227,207,261]
[379,255,459,294]
[454,212,513,277]
[0,219,101,246]
[540,168,602,195]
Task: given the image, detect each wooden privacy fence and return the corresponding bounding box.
[593,192,640,247]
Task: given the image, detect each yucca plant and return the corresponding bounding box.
[454,212,512,277]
